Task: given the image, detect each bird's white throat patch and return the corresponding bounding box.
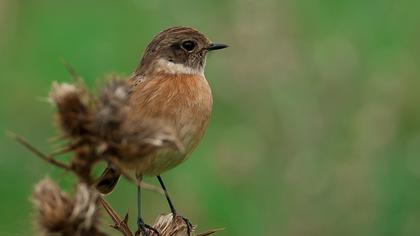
[156,58,204,76]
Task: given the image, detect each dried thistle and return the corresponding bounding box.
[32,178,107,236]
[49,82,94,138]
[95,77,130,141]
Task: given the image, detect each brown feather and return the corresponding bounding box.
[114,73,212,175]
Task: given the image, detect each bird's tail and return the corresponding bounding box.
[95,166,121,194]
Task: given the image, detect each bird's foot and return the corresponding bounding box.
[172,213,193,236]
[135,218,160,236]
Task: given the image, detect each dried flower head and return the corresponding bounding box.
[32,178,107,236]
[95,77,130,141]
[49,82,94,138]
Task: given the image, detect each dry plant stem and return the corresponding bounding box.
[139,181,165,195]
[109,157,165,195]
[72,143,99,183]
[7,131,71,171]
[49,143,78,156]
[60,58,83,83]
[99,198,133,236]
[196,228,225,236]
[48,134,68,142]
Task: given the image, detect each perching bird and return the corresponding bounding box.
[95,26,228,235]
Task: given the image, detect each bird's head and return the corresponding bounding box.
[135,26,228,76]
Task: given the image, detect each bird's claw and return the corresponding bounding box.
[136,218,160,236]
[172,214,193,235]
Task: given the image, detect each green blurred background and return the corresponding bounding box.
[1,0,420,235]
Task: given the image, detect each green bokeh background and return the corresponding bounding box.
[1,0,420,235]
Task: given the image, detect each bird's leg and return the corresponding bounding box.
[136,183,148,236]
[136,175,160,236]
[157,175,176,214]
[157,175,193,235]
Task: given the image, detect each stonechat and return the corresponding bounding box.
[95,26,228,235]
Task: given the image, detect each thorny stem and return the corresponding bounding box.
[99,197,134,236]
[7,131,71,170]
[60,58,83,83]
[197,228,225,236]
[109,157,165,195]
[49,142,78,156]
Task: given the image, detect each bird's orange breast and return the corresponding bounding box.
[122,73,213,175]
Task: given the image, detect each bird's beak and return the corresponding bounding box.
[207,43,229,51]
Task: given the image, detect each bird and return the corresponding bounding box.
[95,26,228,235]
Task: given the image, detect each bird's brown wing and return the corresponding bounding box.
[95,165,121,194]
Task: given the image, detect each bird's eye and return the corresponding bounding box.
[181,40,196,52]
